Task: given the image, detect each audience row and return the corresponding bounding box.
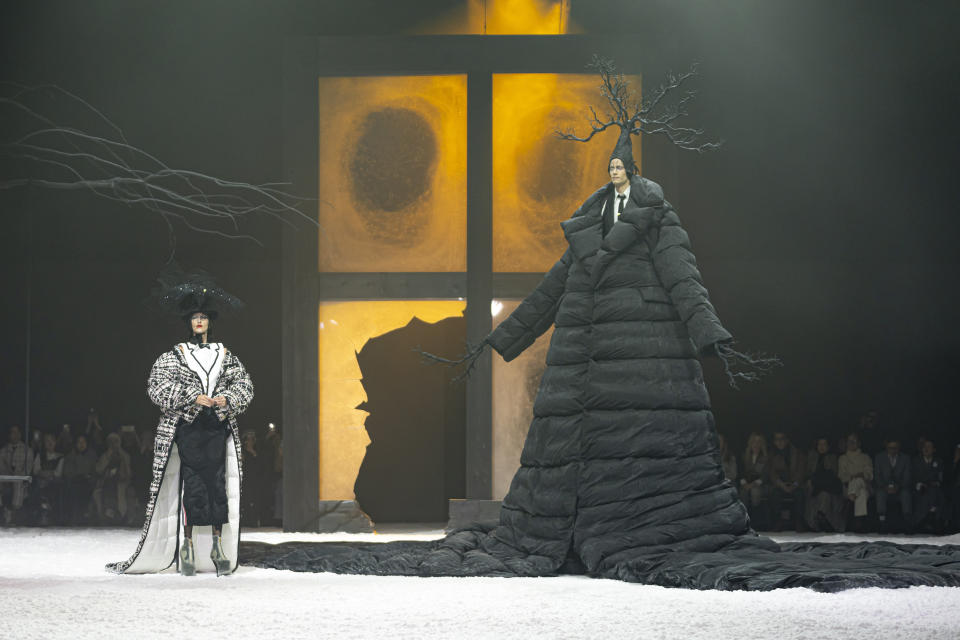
[718,430,959,533]
[0,415,281,528]
[3,409,956,535]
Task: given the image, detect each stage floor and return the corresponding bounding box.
[2,527,958,640]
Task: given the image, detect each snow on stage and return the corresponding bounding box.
[2,527,960,640]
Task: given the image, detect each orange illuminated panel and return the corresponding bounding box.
[318,76,467,272]
[317,300,466,500]
[482,0,573,34]
[410,0,578,35]
[491,299,553,499]
[492,73,641,272]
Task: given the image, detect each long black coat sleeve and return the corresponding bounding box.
[487,249,572,362]
[651,204,732,355]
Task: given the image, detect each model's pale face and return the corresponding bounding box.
[609,158,628,189]
[191,313,209,337]
[922,441,934,457]
[816,439,829,455]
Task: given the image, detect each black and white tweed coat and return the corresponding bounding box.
[106,344,253,574]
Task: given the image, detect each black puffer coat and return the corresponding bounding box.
[482,174,747,572]
[240,176,960,591]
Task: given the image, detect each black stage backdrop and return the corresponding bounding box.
[1,0,958,455]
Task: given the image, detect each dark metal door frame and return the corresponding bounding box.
[282,34,669,530]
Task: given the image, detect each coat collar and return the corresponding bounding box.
[560,176,665,271]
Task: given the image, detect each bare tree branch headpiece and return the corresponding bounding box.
[556,55,724,172]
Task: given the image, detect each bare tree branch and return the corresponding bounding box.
[415,341,487,383]
[555,105,618,143]
[0,84,319,255]
[715,341,783,390]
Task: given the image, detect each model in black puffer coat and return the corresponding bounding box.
[480,173,751,574]
[241,175,960,591]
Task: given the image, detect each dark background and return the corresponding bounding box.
[1,0,958,455]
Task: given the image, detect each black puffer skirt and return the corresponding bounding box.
[175,408,229,527]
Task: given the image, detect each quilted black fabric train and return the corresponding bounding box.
[241,175,960,591]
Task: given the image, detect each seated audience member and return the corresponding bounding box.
[56,424,74,455]
[912,439,945,531]
[717,433,738,483]
[85,409,105,454]
[767,432,806,531]
[0,425,34,525]
[804,437,846,532]
[739,433,769,525]
[62,434,98,524]
[875,439,912,531]
[32,433,64,525]
[838,434,873,531]
[93,433,131,523]
[29,429,43,459]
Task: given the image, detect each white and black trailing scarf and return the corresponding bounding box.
[106,343,253,574]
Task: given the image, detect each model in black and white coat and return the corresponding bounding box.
[107,311,253,576]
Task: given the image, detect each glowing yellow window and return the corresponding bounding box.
[318,75,467,273]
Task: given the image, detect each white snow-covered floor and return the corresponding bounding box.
[2,527,960,640]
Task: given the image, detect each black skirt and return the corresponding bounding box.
[175,408,229,527]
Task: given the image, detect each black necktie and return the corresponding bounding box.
[603,191,627,236]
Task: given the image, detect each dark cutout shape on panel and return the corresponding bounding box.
[353,315,466,523]
[349,107,438,245]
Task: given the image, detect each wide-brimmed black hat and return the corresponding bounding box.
[146,263,244,322]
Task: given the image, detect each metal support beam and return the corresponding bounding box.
[465,71,493,499]
[314,272,545,301]
[317,273,466,300]
[281,38,321,532]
